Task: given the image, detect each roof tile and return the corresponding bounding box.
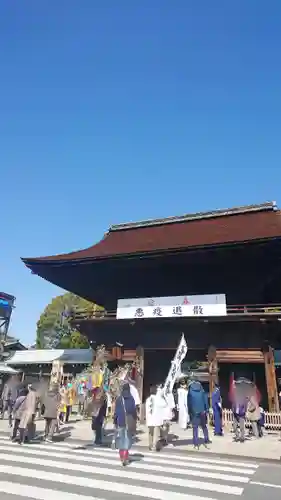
[22,204,281,264]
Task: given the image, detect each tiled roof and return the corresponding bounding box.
[6,350,63,365]
[5,341,27,351]
[22,202,281,265]
[6,349,93,365]
[0,364,19,374]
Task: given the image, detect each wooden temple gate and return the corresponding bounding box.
[208,346,279,412]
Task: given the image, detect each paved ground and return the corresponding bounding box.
[0,429,281,500]
[1,417,281,461]
[42,418,281,461]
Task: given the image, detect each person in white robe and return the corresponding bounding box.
[158,386,175,447]
[145,385,165,451]
[129,383,141,406]
[177,379,189,429]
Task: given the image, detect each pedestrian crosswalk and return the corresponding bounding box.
[0,434,259,500]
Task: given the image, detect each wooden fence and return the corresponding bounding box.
[222,408,281,430]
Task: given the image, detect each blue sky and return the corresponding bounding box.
[1,1,281,344]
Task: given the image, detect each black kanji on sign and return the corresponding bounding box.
[177,346,185,361]
[153,307,162,317]
[165,381,171,394]
[193,305,203,315]
[172,305,183,316]
[135,307,144,318]
[171,364,177,378]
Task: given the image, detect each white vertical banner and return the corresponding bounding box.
[163,334,188,397]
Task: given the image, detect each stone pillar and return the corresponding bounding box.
[263,345,279,412]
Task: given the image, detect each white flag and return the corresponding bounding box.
[163,334,188,397]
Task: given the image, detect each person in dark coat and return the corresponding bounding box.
[19,384,37,444]
[1,377,19,426]
[91,388,107,446]
[257,406,265,437]
[42,384,61,442]
[114,383,137,465]
[188,379,210,449]
[212,383,223,436]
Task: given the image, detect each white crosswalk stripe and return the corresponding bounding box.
[0,435,259,500]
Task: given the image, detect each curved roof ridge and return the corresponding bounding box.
[109,202,277,232]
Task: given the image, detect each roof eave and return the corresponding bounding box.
[21,235,281,268]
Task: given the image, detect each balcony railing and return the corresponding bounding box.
[72,303,281,321]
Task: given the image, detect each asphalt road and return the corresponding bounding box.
[0,430,279,500]
[245,462,281,500]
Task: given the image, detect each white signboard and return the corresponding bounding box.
[163,334,188,397]
[116,294,226,319]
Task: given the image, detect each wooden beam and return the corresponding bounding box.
[208,345,218,406]
[135,346,144,423]
[217,349,264,363]
[106,348,136,361]
[264,346,279,412]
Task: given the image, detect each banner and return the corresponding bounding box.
[116,294,226,319]
[163,334,188,397]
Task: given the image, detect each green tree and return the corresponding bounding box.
[59,330,89,349]
[36,292,102,349]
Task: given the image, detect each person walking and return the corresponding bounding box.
[18,385,37,445]
[58,385,67,423]
[1,377,18,427]
[11,387,29,442]
[159,387,175,447]
[145,385,163,451]
[188,378,210,449]
[91,388,107,446]
[42,384,61,442]
[65,383,74,423]
[212,383,223,436]
[1,382,12,425]
[232,390,247,443]
[114,383,137,466]
[257,405,265,437]
[77,382,86,417]
[177,379,189,430]
[247,390,260,439]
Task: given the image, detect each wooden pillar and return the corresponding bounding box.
[135,346,144,423]
[208,345,218,406]
[263,345,279,412]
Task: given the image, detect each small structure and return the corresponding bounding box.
[6,348,93,384]
[0,364,18,375]
[0,338,27,364]
[0,293,15,342]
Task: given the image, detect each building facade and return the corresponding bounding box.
[22,202,281,410]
